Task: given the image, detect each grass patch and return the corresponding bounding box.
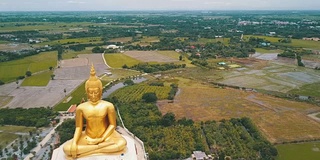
[0,41,9,44]
[255,48,282,53]
[288,82,320,98]
[100,68,140,82]
[157,51,194,67]
[244,35,320,49]
[0,96,13,108]
[316,114,320,118]
[62,47,94,59]
[39,37,102,46]
[21,71,53,86]
[0,132,18,148]
[108,37,132,43]
[54,82,86,111]
[276,142,320,160]
[0,125,36,133]
[0,51,57,83]
[104,53,141,68]
[0,125,36,148]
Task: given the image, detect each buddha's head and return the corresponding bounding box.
[85,65,103,104]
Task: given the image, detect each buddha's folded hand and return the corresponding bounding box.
[85,136,102,145]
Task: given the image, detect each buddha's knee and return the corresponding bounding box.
[63,141,72,155]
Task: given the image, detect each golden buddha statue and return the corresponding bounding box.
[63,65,127,159]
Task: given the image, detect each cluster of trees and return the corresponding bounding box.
[0,108,58,128]
[203,118,278,160]
[126,63,186,73]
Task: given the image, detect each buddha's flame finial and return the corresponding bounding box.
[88,64,98,81]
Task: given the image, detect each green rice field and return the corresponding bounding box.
[288,82,320,98]
[0,51,57,83]
[276,142,320,160]
[104,53,141,68]
[21,71,53,86]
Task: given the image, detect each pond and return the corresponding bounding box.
[102,77,147,99]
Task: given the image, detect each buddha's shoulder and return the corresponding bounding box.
[100,100,114,107]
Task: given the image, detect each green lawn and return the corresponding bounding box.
[288,82,320,98]
[316,114,320,118]
[54,82,86,111]
[21,71,53,86]
[276,142,320,160]
[0,51,57,83]
[157,51,194,67]
[104,53,141,68]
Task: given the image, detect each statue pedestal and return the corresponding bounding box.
[52,135,137,160]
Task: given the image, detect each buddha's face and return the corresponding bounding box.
[87,87,101,104]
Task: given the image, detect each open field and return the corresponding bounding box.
[21,71,53,86]
[245,35,320,49]
[276,142,320,160]
[0,96,13,107]
[255,48,283,53]
[157,51,194,67]
[0,43,32,51]
[0,125,36,148]
[108,37,132,43]
[191,38,230,45]
[218,58,320,93]
[124,51,179,63]
[39,37,102,46]
[157,78,320,143]
[62,47,93,59]
[104,53,141,68]
[288,82,320,98]
[0,22,93,32]
[100,68,140,82]
[131,36,160,46]
[0,51,57,83]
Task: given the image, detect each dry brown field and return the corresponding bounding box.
[157,78,320,144]
[123,51,179,63]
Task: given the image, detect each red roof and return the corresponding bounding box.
[67,104,77,113]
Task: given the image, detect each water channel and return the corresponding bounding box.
[102,77,147,99]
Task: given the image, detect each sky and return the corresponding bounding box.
[0,0,319,11]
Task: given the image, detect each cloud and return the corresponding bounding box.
[67,1,86,4]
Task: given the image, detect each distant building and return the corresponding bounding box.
[185,151,213,160]
[67,104,77,116]
[303,37,320,41]
[105,45,120,49]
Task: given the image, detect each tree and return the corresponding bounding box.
[123,79,134,86]
[0,80,4,85]
[179,55,183,61]
[51,74,55,80]
[161,112,176,126]
[25,71,32,77]
[142,92,158,103]
[49,66,54,70]
[122,64,128,69]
